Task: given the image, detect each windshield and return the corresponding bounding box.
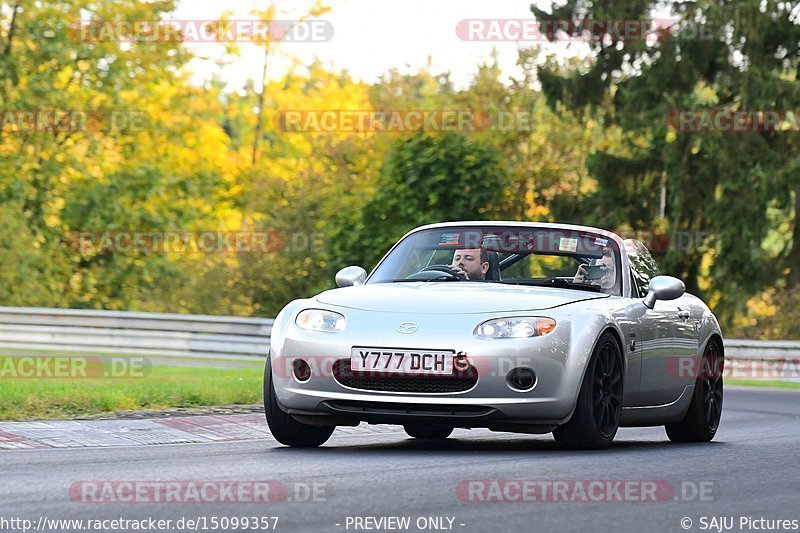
[369,226,622,295]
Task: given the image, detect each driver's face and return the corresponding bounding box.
[452,249,488,280]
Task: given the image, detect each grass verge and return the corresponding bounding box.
[2,356,797,421]
[0,364,263,421]
[726,379,800,389]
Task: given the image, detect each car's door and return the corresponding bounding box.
[639,296,698,405]
[625,240,696,406]
[662,293,701,394]
[616,266,644,405]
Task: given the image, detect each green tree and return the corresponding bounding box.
[0,202,68,306]
[331,132,505,270]
[0,0,242,312]
[531,0,800,325]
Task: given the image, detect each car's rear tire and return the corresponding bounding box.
[666,340,723,443]
[403,423,453,440]
[553,332,624,450]
[263,360,334,447]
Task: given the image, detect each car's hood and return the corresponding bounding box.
[314,282,609,314]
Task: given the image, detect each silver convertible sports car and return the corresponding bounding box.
[264,222,724,449]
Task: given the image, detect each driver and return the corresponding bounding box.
[573,247,616,291]
[450,248,489,280]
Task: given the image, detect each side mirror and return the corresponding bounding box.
[643,275,685,309]
[335,266,367,287]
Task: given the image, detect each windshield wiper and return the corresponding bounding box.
[388,278,460,283]
[499,280,603,292]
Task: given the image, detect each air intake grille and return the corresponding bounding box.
[332,359,478,393]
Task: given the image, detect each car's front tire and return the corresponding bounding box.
[263,359,334,447]
[403,423,453,440]
[666,340,723,443]
[553,332,624,450]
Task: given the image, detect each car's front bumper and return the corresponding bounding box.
[269,309,590,428]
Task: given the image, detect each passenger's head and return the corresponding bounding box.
[596,248,617,290]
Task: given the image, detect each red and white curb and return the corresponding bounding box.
[0,414,268,449]
[0,414,402,450]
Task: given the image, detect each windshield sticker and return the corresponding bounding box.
[594,237,609,246]
[559,237,578,252]
[439,232,460,246]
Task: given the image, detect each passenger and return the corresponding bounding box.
[573,248,617,291]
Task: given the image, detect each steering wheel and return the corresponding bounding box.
[406,264,466,281]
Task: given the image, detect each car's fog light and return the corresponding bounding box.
[506,367,537,391]
[292,359,312,382]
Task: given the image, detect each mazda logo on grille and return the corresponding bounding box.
[397,322,419,334]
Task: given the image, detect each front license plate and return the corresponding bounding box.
[351,348,454,375]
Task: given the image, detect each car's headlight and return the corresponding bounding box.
[295,309,346,333]
[475,317,556,339]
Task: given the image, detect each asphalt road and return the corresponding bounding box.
[1,388,799,533]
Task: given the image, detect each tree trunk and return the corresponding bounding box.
[787,184,800,288]
[251,46,270,165]
[3,1,20,56]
